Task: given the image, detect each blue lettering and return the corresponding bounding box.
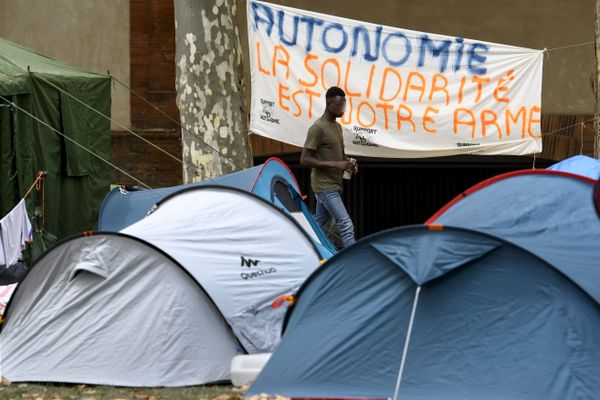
[300,16,324,52]
[351,25,383,62]
[453,37,465,72]
[277,11,299,46]
[250,2,274,36]
[418,34,452,73]
[468,43,489,75]
[321,23,348,53]
[382,32,412,67]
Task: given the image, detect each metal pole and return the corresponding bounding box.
[391,285,422,400]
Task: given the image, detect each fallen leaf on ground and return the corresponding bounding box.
[133,395,156,400]
[232,384,249,393]
[245,394,290,400]
[213,395,239,400]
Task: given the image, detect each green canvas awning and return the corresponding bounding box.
[0,37,111,259]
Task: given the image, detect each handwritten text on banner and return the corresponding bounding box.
[247,0,544,157]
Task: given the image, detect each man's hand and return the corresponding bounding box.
[345,158,358,174]
[348,158,358,174]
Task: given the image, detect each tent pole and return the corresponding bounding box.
[391,285,421,400]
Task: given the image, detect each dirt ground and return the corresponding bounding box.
[0,382,241,400]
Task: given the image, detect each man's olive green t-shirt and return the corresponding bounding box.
[303,117,345,193]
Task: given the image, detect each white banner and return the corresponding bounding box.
[247,1,543,157]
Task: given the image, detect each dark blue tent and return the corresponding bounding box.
[428,170,600,302]
[249,170,600,399]
[547,155,600,180]
[248,225,600,400]
[98,158,336,258]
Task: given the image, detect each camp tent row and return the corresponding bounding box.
[249,170,600,399]
[99,157,336,258]
[0,186,322,386]
[3,139,599,394]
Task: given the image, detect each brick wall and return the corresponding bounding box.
[111,129,182,188]
[130,0,178,129]
[111,0,182,187]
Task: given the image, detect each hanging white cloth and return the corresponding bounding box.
[0,199,32,267]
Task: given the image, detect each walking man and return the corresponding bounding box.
[300,86,357,248]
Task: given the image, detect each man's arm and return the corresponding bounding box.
[300,148,353,171]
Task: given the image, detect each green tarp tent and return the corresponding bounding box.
[0,37,111,259]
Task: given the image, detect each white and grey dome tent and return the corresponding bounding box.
[121,185,322,353]
[0,233,238,386]
[0,186,321,386]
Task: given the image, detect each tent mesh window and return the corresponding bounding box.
[272,180,302,213]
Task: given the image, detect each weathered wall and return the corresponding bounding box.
[0,0,130,129]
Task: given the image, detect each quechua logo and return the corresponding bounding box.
[241,256,261,267]
[240,255,277,280]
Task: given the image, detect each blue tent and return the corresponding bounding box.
[248,225,600,399]
[98,158,336,258]
[547,155,600,180]
[249,171,600,399]
[427,170,600,301]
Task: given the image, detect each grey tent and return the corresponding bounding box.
[0,233,240,386]
[0,186,321,386]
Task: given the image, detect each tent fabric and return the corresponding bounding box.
[595,180,600,216]
[0,37,111,259]
[98,165,265,232]
[248,226,600,399]
[0,233,240,387]
[99,157,336,258]
[547,155,600,180]
[122,186,322,353]
[427,170,600,305]
[1,186,323,386]
[98,158,300,231]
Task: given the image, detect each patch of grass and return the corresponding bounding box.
[0,382,238,400]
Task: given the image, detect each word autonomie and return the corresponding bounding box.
[250,1,489,75]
